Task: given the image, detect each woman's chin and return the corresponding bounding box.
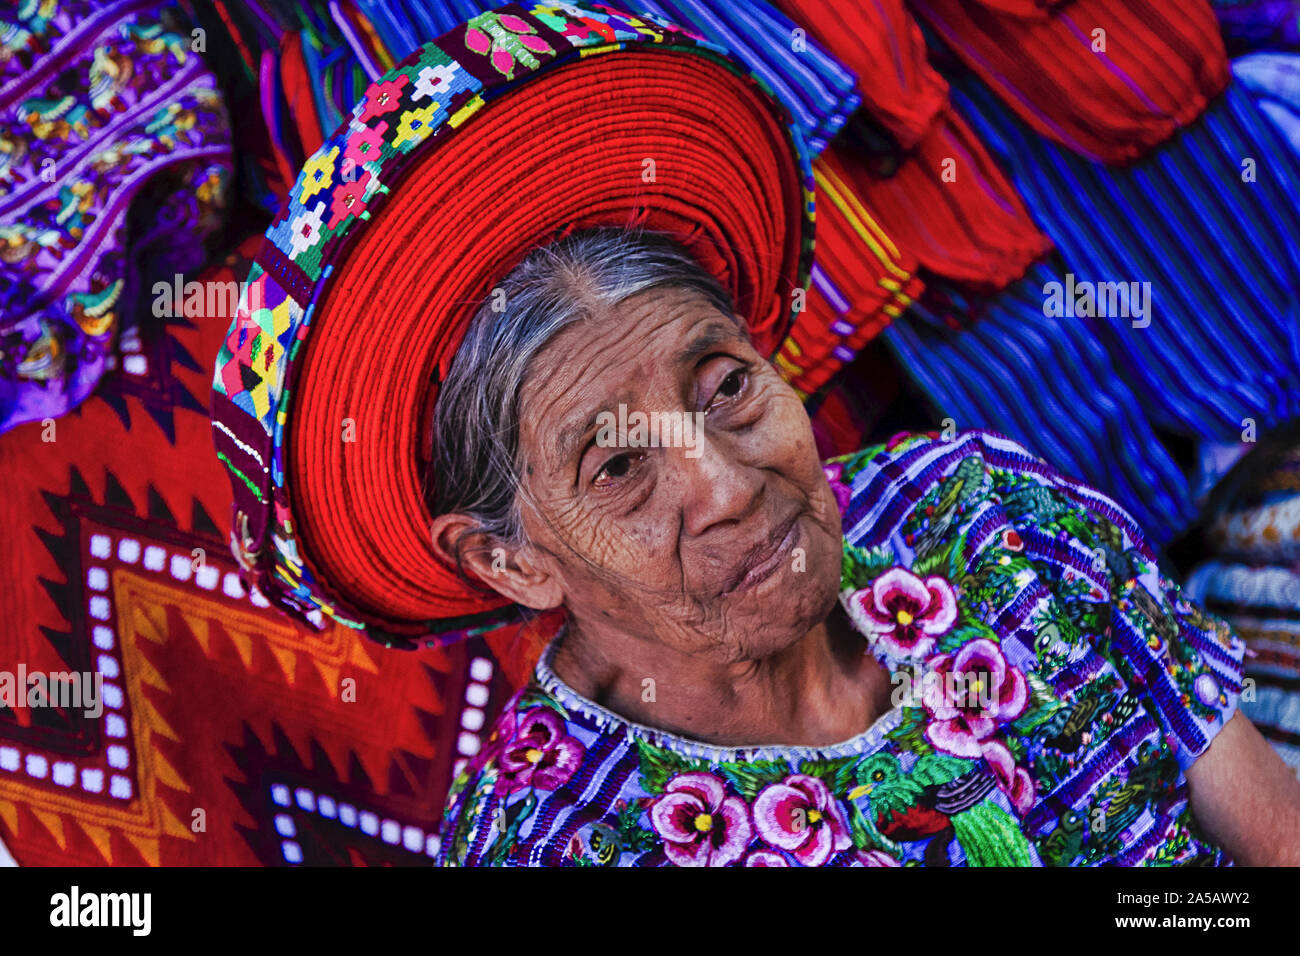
[717,584,842,660]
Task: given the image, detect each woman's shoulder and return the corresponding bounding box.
[826,428,1150,565]
[833,430,1245,864]
[827,428,1111,502]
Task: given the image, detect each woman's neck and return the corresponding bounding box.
[548,605,895,748]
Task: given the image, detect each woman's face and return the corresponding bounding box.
[511,285,844,663]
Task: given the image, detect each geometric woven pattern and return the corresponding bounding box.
[0,236,514,864]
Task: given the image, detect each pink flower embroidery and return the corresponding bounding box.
[493,707,583,796]
[851,567,958,661]
[649,772,752,867]
[981,739,1036,814]
[478,698,520,769]
[464,13,553,80]
[358,76,409,123]
[498,12,546,37]
[744,850,788,866]
[343,120,387,171]
[326,170,372,230]
[753,774,852,867]
[921,638,1029,758]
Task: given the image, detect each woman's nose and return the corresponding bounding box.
[671,429,763,538]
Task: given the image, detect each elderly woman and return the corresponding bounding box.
[209,3,1300,867]
[426,225,1300,867]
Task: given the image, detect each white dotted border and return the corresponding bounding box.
[270,782,441,864]
[452,656,494,778]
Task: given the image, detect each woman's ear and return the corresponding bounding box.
[429,512,564,612]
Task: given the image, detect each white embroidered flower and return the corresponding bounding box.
[413,63,459,102]
[288,201,326,258]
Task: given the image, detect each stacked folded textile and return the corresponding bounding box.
[1186,434,1300,772]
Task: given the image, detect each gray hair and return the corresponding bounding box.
[428,226,738,587]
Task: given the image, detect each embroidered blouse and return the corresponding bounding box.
[435,430,1247,866]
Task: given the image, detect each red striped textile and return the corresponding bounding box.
[907,0,1231,163]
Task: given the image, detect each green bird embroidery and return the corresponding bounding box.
[1033,621,1073,671]
[1092,742,1167,844]
[1000,481,1070,522]
[914,457,988,557]
[1038,809,1088,866]
[847,753,1036,867]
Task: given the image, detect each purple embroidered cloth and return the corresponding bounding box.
[0,0,231,434]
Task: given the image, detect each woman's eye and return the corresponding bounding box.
[706,366,749,412]
[593,451,645,488]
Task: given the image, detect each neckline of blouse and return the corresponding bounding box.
[531,623,907,764]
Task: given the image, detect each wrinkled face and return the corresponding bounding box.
[514,285,844,663]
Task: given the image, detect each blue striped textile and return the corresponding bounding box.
[355,0,861,153]
[885,70,1300,547]
[884,262,1198,546]
[638,0,859,153]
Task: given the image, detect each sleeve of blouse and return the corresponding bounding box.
[1104,558,1249,772]
[436,759,508,867]
[966,429,1249,773]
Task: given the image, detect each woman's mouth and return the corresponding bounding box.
[724,515,801,595]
